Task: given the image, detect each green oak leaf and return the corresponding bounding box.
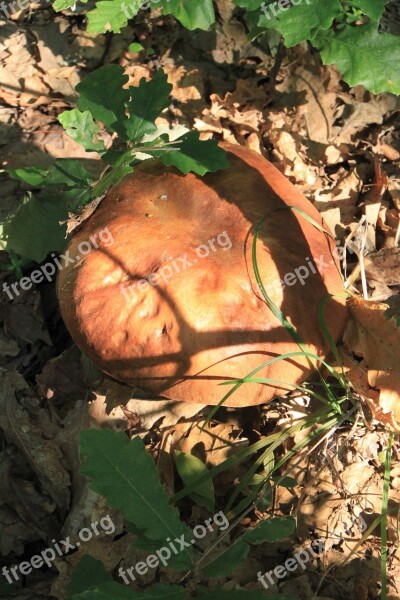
[62,187,94,212]
[202,541,250,577]
[58,109,106,153]
[3,191,69,262]
[258,0,342,47]
[241,516,295,544]
[352,0,389,22]
[152,132,230,176]
[67,556,112,599]
[92,149,135,197]
[232,0,264,9]
[76,65,129,137]
[86,0,130,34]
[44,159,93,188]
[315,22,400,95]
[71,582,186,600]
[162,0,215,30]
[125,69,172,141]
[8,167,48,187]
[53,0,89,9]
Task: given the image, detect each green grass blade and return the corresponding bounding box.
[381,433,394,599]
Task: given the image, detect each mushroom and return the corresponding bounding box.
[57,144,347,406]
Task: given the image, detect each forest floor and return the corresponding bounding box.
[1,2,400,599]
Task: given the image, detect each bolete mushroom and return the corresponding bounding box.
[57,144,347,406]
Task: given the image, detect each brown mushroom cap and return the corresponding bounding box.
[57,144,347,406]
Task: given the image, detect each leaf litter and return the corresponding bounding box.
[0,3,400,599]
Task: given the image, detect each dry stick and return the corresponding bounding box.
[394,218,400,247]
[344,216,369,297]
[358,219,369,300]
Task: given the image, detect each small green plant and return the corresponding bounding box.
[52,0,400,96]
[1,67,228,267]
[243,0,399,94]
[67,427,297,599]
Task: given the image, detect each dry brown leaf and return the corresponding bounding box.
[170,420,248,467]
[270,130,316,184]
[334,96,386,145]
[314,169,361,232]
[195,80,265,152]
[51,535,129,600]
[294,66,338,145]
[365,247,400,287]
[343,298,400,431]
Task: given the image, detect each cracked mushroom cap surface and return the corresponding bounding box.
[57,143,347,406]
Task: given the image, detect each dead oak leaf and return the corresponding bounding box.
[170,420,248,468]
[343,298,400,431]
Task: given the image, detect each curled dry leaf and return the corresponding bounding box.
[343,298,400,432]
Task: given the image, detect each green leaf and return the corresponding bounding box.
[0,581,20,596]
[162,0,215,30]
[125,70,172,141]
[67,556,112,599]
[79,429,193,569]
[153,132,230,176]
[72,582,186,600]
[76,65,129,136]
[232,0,264,9]
[45,159,93,188]
[8,167,48,187]
[202,541,250,576]
[3,191,69,262]
[53,0,81,10]
[315,22,400,94]
[174,450,215,513]
[86,0,130,34]
[258,0,342,47]
[352,0,389,22]
[58,110,106,153]
[62,187,94,212]
[92,149,134,198]
[241,516,295,544]
[272,475,298,488]
[196,590,297,600]
[128,42,145,52]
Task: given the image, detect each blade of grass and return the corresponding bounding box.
[171,403,339,505]
[381,433,394,599]
[226,404,352,513]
